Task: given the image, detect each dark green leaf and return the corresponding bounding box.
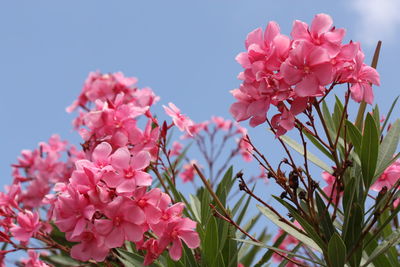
[315,193,336,241]
[328,233,346,267]
[343,203,363,267]
[346,120,362,155]
[360,113,379,187]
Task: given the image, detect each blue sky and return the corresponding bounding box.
[1,0,399,264]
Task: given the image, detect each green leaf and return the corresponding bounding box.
[203,216,220,265]
[362,228,400,267]
[273,197,327,252]
[41,255,82,266]
[328,233,347,267]
[215,166,234,207]
[257,204,323,252]
[234,239,326,266]
[364,233,393,267]
[254,231,287,267]
[116,248,160,267]
[372,104,380,132]
[315,192,336,241]
[346,120,362,155]
[360,113,380,187]
[374,119,400,183]
[381,95,399,133]
[278,134,333,173]
[322,100,336,133]
[303,129,334,161]
[343,203,363,267]
[189,194,202,223]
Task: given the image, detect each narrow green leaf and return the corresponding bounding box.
[360,113,380,187]
[322,100,336,133]
[257,203,323,252]
[374,119,400,183]
[303,130,334,161]
[328,233,346,267]
[364,233,393,267]
[189,194,202,223]
[381,95,399,133]
[274,197,327,252]
[254,231,287,267]
[234,239,326,266]
[343,203,363,267]
[279,134,333,173]
[316,192,336,241]
[362,228,400,267]
[215,166,234,206]
[346,120,362,155]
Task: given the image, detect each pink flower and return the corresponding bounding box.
[95,197,145,248]
[169,141,183,157]
[281,40,333,97]
[322,171,342,203]
[179,161,198,183]
[163,102,194,136]
[20,251,49,267]
[238,138,253,162]
[291,13,345,57]
[68,227,109,262]
[211,116,232,131]
[371,159,400,191]
[348,51,380,104]
[53,185,96,238]
[103,148,152,195]
[10,210,41,242]
[158,218,200,261]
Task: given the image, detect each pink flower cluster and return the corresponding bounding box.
[1,72,200,265]
[52,72,199,264]
[230,13,380,135]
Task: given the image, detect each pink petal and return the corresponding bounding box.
[281,62,303,85]
[134,171,152,187]
[295,75,319,97]
[230,102,251,122]
[179,231,200,248]
[291,20,310,41]
[92,142,112,165]
[123,222,144,242]
[169,239,183,261]
[264,21,280,43]
[111,147,130,170]
[312,62,333,85]
[124,205,146,225]
[95,219,113,235]
[310,14,333,38]
[116,179,136,194]
[131,151,151,170]
[245,28,263,49]
[105,227,125,248]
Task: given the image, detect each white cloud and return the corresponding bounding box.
[351,0,400,45]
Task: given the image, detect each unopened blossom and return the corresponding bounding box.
[10,210,41,242]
